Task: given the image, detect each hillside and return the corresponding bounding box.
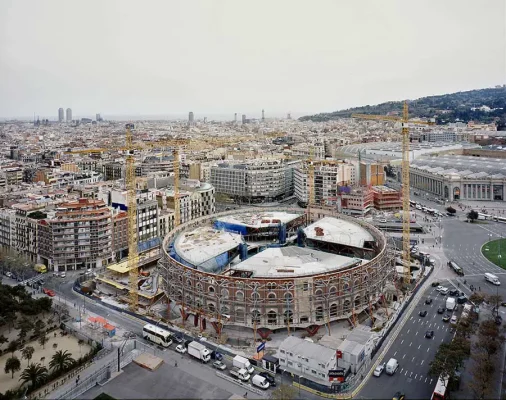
[300,87,506,127]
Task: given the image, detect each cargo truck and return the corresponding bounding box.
[233,355,255,374]
[187,341,211,363]
[446,297,456,311]
[230,367,250,382]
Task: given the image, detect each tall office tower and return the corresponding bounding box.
[203,117,207,124]
[262,109,265,122]
[189,111,194,124]
[287,112,291,120]
[242,114,246,124]
[96,113,101,122]
[234,113,237,123]
[66,108,72,122]
[58,108,64,122]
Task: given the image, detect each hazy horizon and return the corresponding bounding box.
[1,0,504,119]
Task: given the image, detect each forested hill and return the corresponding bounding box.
[299,87,506,127]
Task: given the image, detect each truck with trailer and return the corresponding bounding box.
[230,367,251,382]
[187,341,211,363]
[446,297,456,311]
[233,355,255,374]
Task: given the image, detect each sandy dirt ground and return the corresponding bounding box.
[0,329,91,394]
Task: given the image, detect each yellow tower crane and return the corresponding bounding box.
[352,103,434,284]
[65,134,195,311]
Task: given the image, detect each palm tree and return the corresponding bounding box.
[40,356,45,366]
[49,350,75,374]
[4,356,21,379]
[21,346,35,366]
[19,363,47,388]
[38,335,48,349]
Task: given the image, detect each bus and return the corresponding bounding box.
[494,216,506,224]
[142,324,173,347]
[431,374,448,400]
[477,212,492,221]
[449,261,464,276]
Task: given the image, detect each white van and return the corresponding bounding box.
[385,358,399,375]
[485,273,500,286]
[252,374,270,389]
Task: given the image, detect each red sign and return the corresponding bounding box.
[336,350,342,359]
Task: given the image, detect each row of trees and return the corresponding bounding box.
[0,248,35,281]
[429,293,505,399]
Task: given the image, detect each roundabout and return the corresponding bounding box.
[482,238,506,269]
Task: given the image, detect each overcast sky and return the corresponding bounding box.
[0,0,505,119]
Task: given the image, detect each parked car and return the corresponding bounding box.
[419,310,427,317]
[450,315,458,324]
[442,314,451,322]
[212,361,227,370]
[437,307,445,314]
[431,281,440,287]
[436,286,445,292]
[449,289,459,297]
[175,344,187,354]
[439,288,449,296]
[425,330,434,339]
[425,298,433,305]
[373,363,385,377]
[259,372,276,387]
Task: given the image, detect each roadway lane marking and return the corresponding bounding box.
[421,360,424,366]
[419,375,423,380]
[428,323,432,328]
[407,329,410,334]
[410,372,413,377]
[425,377,428,382]
[418,344,421,349]
[430,378,433,385]
[412,357,415,362]
[415,331,418,336]
[409,342,412,347]
[441,338,444,342]
[427,348,430,352]
[405,370,408,376]
[401,340,404,344]
[400,368,403,374]
[403,354,406,359]
[394,351,397,357]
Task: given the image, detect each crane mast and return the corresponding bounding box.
[125,124,139,310]
[352,102,433,285]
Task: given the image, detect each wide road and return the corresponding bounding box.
[358,286,456,400]
[442,218,506,320]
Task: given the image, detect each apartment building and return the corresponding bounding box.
[111,208,128,261]
[371,186,402,210]
[277,336,338,386]
[38,198,113,272]
[0,209,15,250]
[294,162,352,206]
[13,208,41,263]
[210,159,300,203]
[291,142,325,160]
[337,187,374,216]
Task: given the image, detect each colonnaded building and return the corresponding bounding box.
[159,208,395,338]
[409,154,506,202]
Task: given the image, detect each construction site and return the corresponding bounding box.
[159,208,397,340]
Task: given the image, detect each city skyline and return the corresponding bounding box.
[0,0,504,118]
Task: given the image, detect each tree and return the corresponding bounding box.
[4,356,21,379]
[469,292,486,305]
[475,319,505,360]
[0,334,8,348]
[21,346,35,366]
[270,384,298,400]
[6,340,19,356]
[38,336,48,350]
[467,210,479,222]
[429,341,468,386]
[19,363,47,389]
[33,320,46,338]
[468,351,495,400]
[488,294,503,316]
[49,350,75,374]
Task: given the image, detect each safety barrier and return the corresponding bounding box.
[215,372,267,398]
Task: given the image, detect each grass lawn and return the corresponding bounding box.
[482,238,506,269]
